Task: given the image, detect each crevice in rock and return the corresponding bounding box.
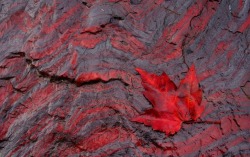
[0,76,14,80]
[0,136,10,150]
[112,16,124,21]
[12,86,26,93]
[0,66,7,69]
[208,0,221,3]
[80,0,91,8]
[79,78,129,86]
[6,52,25,59]
[164,7,180,15]
[24,56,130,87]
[81,29,103,35]
[130,0,142,5]
[222,28,242,35]
[240,81,250,99]
[183,120,221,125]
[181,49,189,69]
[37,69,129,87]
[189,5,204,30]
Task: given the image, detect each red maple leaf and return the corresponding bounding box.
[132,65,204,135]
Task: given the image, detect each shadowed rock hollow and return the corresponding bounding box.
[0,0,249,156]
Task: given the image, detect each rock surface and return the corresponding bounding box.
[0,0,249,156]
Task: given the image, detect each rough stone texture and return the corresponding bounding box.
[0,0,249,156]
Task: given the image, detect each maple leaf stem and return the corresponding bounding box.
[183,120,221,124]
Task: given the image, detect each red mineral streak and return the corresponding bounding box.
[77,127,129,151]
[132,65,204,135]
[67,104,137,132]
[148,0,219,63]
[72,32,107,49]
[110,26,146,56]
[238,15,250,32]
[42,5,81,34]
[70,50,78,69]
[175,125,223,156]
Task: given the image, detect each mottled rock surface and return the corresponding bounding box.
[0,0,249,156]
